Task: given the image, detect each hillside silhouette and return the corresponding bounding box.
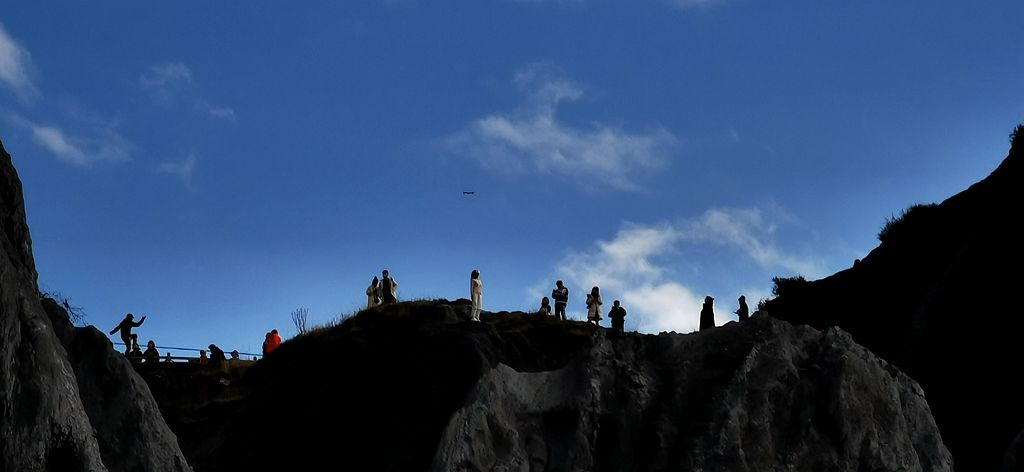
[163,301,951,471]
[765,125,1024,470]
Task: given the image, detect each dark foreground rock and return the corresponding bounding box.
[0,139,190,471]
[434,315,950,472]
[206,301,951,471]
[765,125,1024,470]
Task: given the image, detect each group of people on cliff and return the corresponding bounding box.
[362,271,752,333]
[111,312,261,365]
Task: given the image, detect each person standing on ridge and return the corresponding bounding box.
[366,276,381,309]
[381,270,399,304]
[265,329,283,355]
[735,295,749,322]
[700,296,716,331]
[109,313,146,354]
[608,300,627,333]
[208,344,226,367]
[586,286,603,326]
[552,281,569,321]
[198,350,208,365]
[470,269,483,321]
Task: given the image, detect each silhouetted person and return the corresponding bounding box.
[470,269,483,321]
[366,276,381,309]
[143,340,160,363]
[552,281,569,321]
[198,350,208,365]
[538,297,552,316]
[700,296,716,331]
[736,295,749,322]
[609,300,627,332]
[381,270,399,304]
[586,286,603,326]
[230,350,240,362]
[262,332,272,356]
[127,335,143,362]
[109,313,146,354]
[208,344,226,366]
[164,352,174,363]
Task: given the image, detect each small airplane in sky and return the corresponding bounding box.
[463,191,475,196]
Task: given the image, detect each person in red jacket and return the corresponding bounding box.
[265,329,282,355]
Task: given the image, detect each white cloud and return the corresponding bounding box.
[205,105,236,122]
[0,22,38,101]
[140,62,192,89]
[196,101,237,122]
[8,115,131,166]
[540,207,823,333]
[447,64,676,191]
[158,154,197,187]
[141,62,236,122]
[681,208,824,277]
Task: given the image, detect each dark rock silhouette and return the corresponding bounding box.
[765,124,1024,471]
[192,301,951,471]
[0,139,190,471]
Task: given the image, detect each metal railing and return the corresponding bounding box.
[113,342,263,361]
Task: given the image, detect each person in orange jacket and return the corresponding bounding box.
[265,329,282,355]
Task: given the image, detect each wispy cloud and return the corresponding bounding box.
[197,101,237,122]
[140,62,192,89]
[446,63,676,191]
[7,114,131,166]
[0,22,38,101]
[158,153,197,187]
[141,62,236,121]
[537,207,823,333]
[679,207,824,277]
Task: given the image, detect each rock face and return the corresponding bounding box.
[214,301,951,471]
[764,125,1024,470]
[0,139,190,471]
[433,315,950,472]
[41,299,191,472]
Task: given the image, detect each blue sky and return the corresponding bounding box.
[1,1,1021,357]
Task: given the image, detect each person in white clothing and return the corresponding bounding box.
[586,286,603,326]
[470,270,483,321]
[366,276,381,309]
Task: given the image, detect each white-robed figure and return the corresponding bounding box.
[470,269,483,321]
[586,286,603,326]
[366,276,381,309]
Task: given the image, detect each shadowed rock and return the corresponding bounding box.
[765,124,1024,470]
[0,138,191,471]
[204,301,950,471]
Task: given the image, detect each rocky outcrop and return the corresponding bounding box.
[0,138,190,471]
[764,125,1024,470]
[211,301,951,471]
[433,314,951,471]
[42,299,191,472]
[1,138,106,471]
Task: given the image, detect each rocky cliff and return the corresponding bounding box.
[209,302,952,471]
[765,125,1024,470]
[0,139,190,472]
